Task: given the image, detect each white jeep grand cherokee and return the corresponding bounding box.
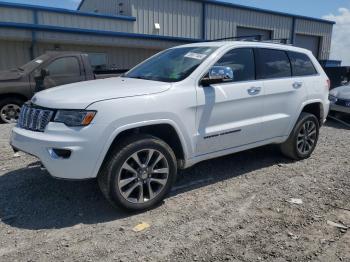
[11,41,330,211]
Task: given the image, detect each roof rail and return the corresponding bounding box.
[207,35,291,45]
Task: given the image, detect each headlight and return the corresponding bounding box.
[328,95,338,104]
[54,110,96,126]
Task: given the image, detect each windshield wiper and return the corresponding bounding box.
[129,76,151,80]
[17,67,24,71]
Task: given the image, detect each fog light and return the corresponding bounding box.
[48,148,72,159]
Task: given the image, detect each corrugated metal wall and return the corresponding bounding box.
[79,0,334,60]
[80,0,133,16]
[0,41,31,70]
[34,31,181,50]
[36,43,159,69]
[0,39,160,71]
[0,28,32,41]
[205,3,293,40]
[295,19,333,60]
[38,11,134,32]
[0,0,334,71]
[0,6,33,23]
[130,0,203,38]
[80,0,203,38]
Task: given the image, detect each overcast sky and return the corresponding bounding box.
[3,0,350,65]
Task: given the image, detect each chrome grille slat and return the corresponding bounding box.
[17,104,54,132]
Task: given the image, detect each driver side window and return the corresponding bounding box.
[214,48,255,82]
[46,57,81,76]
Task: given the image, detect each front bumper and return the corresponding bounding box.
[10,123,106,180]
[330,104,350,114]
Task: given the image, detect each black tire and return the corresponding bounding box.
[280,112,320,160]
[98,134,177,211]
[0,97,24,124]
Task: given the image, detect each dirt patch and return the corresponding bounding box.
[0,121,349,261]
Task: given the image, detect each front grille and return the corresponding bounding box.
[17,104,54,132]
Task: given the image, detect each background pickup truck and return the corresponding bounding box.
[0,51,126,123]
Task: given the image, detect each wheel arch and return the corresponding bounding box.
[300,101,324,126]
[285,100,324,139]
[0,93,29,103]
[94,120,190,178]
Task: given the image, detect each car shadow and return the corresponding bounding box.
[325,117,350,130]
[0,145,292,230]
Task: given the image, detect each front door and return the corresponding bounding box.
[196,48,265,155]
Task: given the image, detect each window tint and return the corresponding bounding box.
[47,57,80,76]
[256,49,291,79]
[214,48,255,82]
[288,51,318,76]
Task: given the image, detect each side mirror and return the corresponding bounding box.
[201,66,234,86]
[34,68,50,80]
[41,68,50,78]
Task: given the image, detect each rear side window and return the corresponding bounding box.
[288,51,318,76]
[256,48,291,79]
[214,48,255,82]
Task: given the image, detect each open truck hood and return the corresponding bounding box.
[32,77,171,109]
[0,69,24,81]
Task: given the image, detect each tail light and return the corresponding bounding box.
[326,79,331,90]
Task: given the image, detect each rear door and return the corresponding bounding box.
[255,48,308,139]
[43,56,86,89]
[196,48,265,155]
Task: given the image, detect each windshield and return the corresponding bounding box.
[19,54,49,72]
[124,46,218,83]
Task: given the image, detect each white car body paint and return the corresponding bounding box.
[11,41,330,180]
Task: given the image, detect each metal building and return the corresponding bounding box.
[0,0,335,71]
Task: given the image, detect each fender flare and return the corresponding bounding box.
[286,99,324,136]
[91,119,191,178]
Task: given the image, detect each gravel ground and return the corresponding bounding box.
[0,121,349,262]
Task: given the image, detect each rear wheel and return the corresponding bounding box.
[98,135,177,211]
[0,97,24,124]
[280,112,320,160]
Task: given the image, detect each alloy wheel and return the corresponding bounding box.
[117,149,169,204]
[296,120,317,155]
[0,104,21,123]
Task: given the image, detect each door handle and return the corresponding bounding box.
[293,82,303,89]
[247,87,261,96]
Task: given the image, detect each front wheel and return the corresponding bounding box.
[0,97,24,124]
[98,135,177,211]
[280,112,320,160]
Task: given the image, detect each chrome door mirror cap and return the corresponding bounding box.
[201,66,234,86]
[209,66,234,81]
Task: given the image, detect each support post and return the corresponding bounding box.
[202,2,206,40]
[291,17,296,45]
[30,10,38,60]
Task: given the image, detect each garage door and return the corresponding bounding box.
[295,34,320,58]
[236,27,272,41]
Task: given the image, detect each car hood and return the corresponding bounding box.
[330,85,350,100]
[32,77,171,109]
[0,69,25,81]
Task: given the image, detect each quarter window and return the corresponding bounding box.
[214,48,255,82]
[288,51,318,76]
[256,49,291,79]
[47,57,80,76]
